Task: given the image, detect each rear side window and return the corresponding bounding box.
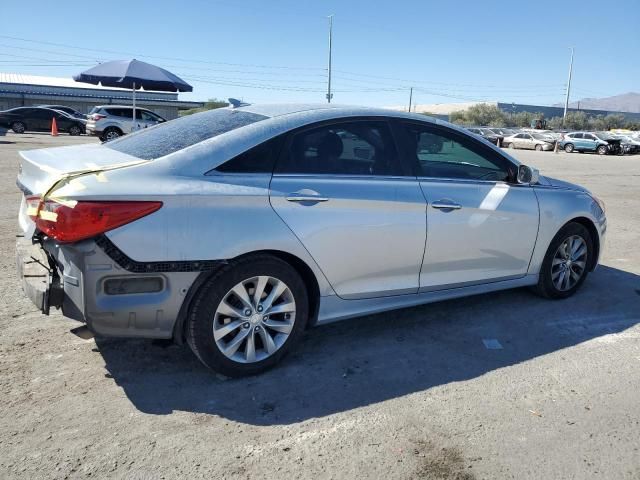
[215,136,284,174]
[106,109,268,160]
[276,120,401,176]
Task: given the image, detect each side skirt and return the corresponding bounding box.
[316,274,539,325]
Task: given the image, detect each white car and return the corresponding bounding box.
[86,105,166,141]
[504,132,555,151]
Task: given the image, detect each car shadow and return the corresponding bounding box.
[96,265,640,425]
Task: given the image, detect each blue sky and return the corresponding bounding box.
[1,0,637,107]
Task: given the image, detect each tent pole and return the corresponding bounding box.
[132,82,136,132]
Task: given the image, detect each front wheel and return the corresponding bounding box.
[187,255,309,377]
[597,145,608,155]
[509,143,517,149]
[68,125,82,136]
[11,121,26,134]
[535,144,543,151]
[533,222,593,299]
[564,143,574,153]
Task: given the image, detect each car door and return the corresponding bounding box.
[269,118,427,299]
[583,133,598,151]
[572,133,585,149]
[524,133,536,149]
[396,121,539,291]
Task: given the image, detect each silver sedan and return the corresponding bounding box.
[504,132,555,151]
[16,104,606,376]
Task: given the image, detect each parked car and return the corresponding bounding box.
[488,127,518,138]
[36,105,86,119]
[16,104,606,376]
[466,127,503,146]
[504,132,555,151]
[0,107,85,135]
[611,134,640,154]
[86,106,166,141]
[558,132,618,155]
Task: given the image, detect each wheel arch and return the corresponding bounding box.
[172,249,321,343]
[561,216,600,271]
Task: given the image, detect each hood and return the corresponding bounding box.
[538,175,590,193]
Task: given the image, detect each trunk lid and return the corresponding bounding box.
[16,143,148,234]
[17,143,144,196]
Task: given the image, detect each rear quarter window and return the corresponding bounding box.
[105,109,268,160]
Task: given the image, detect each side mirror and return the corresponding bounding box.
[517,164,540,184]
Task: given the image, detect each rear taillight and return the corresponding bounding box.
[25,195,42,221]
[91,114,107,121]
[35,200,162,243]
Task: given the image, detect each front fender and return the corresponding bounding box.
[529,186,606,274]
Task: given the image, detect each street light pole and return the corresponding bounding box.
[408,87,413,112]
[563,47,574,126]
[326,15,334,104]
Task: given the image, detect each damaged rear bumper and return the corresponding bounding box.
[16,237,63,315]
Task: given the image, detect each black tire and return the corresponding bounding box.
[68,125,82,136]
[597,145,608,155]
[11,121,26,134]
[101,127,122,142]
[186,254,309,377]
[533,222,593,299]
[509,142,517,149]
[535,144,543,151]
[564,143,574,153]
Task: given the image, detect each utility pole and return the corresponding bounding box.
[326,15,334,103]
[563,47,574,126]
[408,87,413,112]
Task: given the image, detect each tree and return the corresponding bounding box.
[180,98,228,116]
[449,103,507,126]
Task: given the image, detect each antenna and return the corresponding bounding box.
[228,98,250,108]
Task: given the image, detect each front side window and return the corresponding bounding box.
[276,120,401,176]
[106,109,268,160]
[400,122,514,182]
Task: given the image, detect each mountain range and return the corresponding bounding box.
[555,92,640,113]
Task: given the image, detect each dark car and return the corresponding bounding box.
[36,105,86,119]
[0,107,85,135]
[467,127,503,146]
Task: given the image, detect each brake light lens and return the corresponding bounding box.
[91,114,107,121]
[25,195,42,221]
[36,200,162,243]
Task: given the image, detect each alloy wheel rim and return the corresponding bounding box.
[551,235,587,291]
[105,131,119,140]
[213,276,296,363]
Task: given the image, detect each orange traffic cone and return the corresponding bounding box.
[51,117,59,136]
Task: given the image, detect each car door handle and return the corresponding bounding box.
[431,200,462,210]
[286,190,329,203]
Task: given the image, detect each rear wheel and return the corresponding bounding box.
[533,222,593,299]
[101,127,122,142]
[186,255,309,377]
[11,121,25,134]
[564,143,574,153]
[597,145,608,155]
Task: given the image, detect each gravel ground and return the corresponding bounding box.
[1,132,639,479]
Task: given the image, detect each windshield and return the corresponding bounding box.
[105,108,268,160]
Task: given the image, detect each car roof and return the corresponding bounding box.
[96,105,152,110]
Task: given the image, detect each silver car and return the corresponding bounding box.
[86,105,166,141]
[504,132,555,151]
[16,104,607,376]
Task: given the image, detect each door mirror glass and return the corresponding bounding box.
[517,164,539,184]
